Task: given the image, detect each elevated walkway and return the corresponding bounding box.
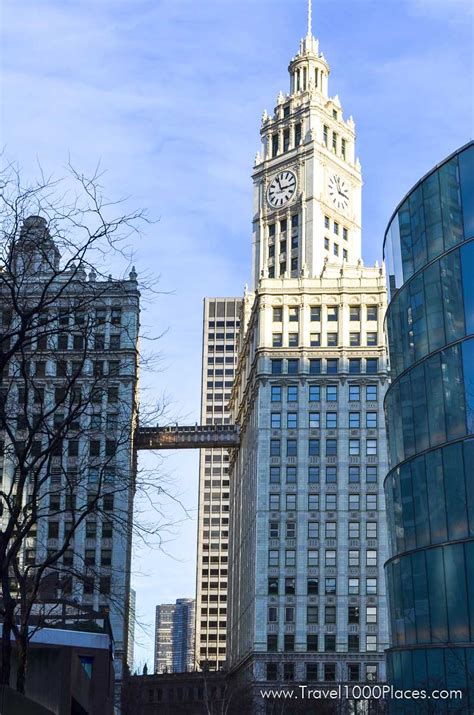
[135,424,240,450]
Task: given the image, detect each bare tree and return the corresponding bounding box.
[0,162,168,694]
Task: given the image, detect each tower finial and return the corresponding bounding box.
[307,0,312,37]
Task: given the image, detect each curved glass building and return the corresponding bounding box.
[383,141,474,713]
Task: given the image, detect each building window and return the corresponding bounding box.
[325,494,336,510]
[283,662,294,681]
[309,358,321,374]
[366,385,378,401]
[343,249,348,260]
[310,306,321,321]
[309,439,320,456]
[349,358,361,374]
[349,412,360,428]
[323,125,329,146]
[349,550,359,567]
[308,550,319,567]
[268,550,279,567]
[367,332,378,346]
[326,466,337,483]
[308,578,319,595]
[343,227,348,241]
[349,494,360,510]
[308,466,320,484]
[286,439,297,456]
[284,635,295,652]
[286,494,297,511]
[308,606,319,624]
[270,466,280,484]
[350,332,361,347]
[325,635,336,652]
[288,307,299,322]
[366,439,377,456]
[309,412,320,428]
[268,578,278,596]
[308,521,319,539]
[325,521,337,538]
[326,439,337,456]
[348,635,360,653]
[332,133,337,153]
[266,663,278,681]
[325,605,336,624]
[341,138,347,160]
[285,550,296,567]
[334,243,339,256]
[267,635,278,652]
[309,385,320,402]
[270,439,281,456]
[366,358,378,374]
[269,522,279,538]
[348,606,360,624]
[367,522,377,539]
[324,216,330,230]
[325,578,336,594]
[366,412,378,428]
[286,521,296,538]
[366,635,377,652]
[366,578,377,595]
[366,665,378,682]
[349,466,360,483]
[288,333,299,347]
[310,333,321,347]
[324,237,330,251]
[366,550,377,567]
[271,386,282,402]
[295,123,302,146]
[272,333,283,347]
[269,494,280,510]
[367,606,377,624]
[308,494,320,510]
[286,466,297,484]
[287,411,298,428]
[349,385,360,401]
[350,306,360,321]
[349,439,360,456]
[306,663,318,680]
[326,385,337,401]
[325,550,336,567]
[271,412,281,429]
[307,635,318,652]
[287,386,298,402]
[349,522,360,538]
[326,412,337,429]
[324,663,336,681]
[273,306,283,322]
[327,306,338,322]
[285,577,295,594]
[348,578,359,595]
[283,128,290,152]
[367,305,378,321]
[272,134,279,157]
[271,359,283,375]
[287,359,299,375]
[326,357,338,372]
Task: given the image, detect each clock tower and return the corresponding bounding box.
[252,2,362,287]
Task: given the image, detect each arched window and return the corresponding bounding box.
[315,68,318,87]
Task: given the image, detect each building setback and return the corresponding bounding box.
[195,298,242,669]
[383,141,474,712]
[154,598,195,674]
[226,13,389,703]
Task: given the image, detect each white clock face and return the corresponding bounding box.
[328,174,350,211]
[267,171,297,208]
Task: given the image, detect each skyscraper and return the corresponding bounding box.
[227,8,389,699]
[195,298,242,669]
[154,598,196,673]
[383,141,474,711]
[0,216,140,689]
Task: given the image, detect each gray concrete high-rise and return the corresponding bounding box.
[195,298,242,670]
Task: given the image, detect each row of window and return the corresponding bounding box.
[268,549,378,568]
[270,465,378,484]
[271,384,378,402]
[267,633,378,653]
[270,125,302,156]
[324,238,348,260]
[269,493,379,511]
[270,438,379,457]
[272,305,378,322]
[268,576,378,595]
[271,411,378,429]
[272,332,380,349]
[266,661,378,683]
[269,520,378,539]
[271,358,381,377]
[267,604,377,625]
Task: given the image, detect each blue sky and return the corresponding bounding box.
[1,0,473,671]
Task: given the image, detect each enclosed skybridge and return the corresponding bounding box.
[135,424,240,450]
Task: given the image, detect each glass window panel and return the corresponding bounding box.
[401,556,416,644]
[459,144,474,239]
[425,449,447,544]
[422,170,443,261]
[465,540,474,641]
[411,649,428,693]
[440,250,465,344]
[444,543,469,642]
[426,547,448,643]
[410,363,429,453]
[423,261,445,354]
[464,440,474,537]
[439,155,464,249]
[409,186,427,272]
[425,353,447,447]
[410,274,428,362]
[400,462,416,550]
[411,551,430,644]
[398,200,414,282]
[443,443,468,541]
[462,339,474,434]
[411,456,430,548]
[461,241,474,335]
[400,374,415,459]
[441,343,466,440]
[426,648,446,692]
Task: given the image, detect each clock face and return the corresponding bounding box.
[328,174,350,211]
[267,170,297,208]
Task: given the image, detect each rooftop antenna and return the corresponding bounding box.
[307,0,312,37]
